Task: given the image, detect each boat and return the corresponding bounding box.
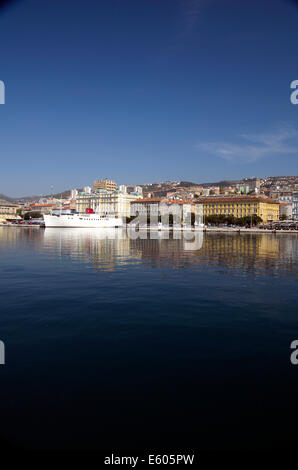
[43,212,124,228]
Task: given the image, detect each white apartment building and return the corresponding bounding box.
[292,193,298,220]
[76,189,141,218]
[70,189,78,199]
[279,195,294,220]
[130,198,197,223]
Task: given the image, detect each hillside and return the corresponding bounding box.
[0,193,16,203]
[2,176,297,203]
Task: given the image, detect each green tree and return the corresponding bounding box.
[24,211,42,220]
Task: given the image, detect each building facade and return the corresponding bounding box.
[130,198,196,222]
[76,190,141,218]
[29,203,55,215]
[0,202,19,222]
[130,198,162,216]
[196,196,279,223]
[279,203,293,219]
[93,179,117,192]
[292,193,298,220]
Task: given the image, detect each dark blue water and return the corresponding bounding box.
[0,227,298,450]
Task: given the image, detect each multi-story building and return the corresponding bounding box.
[76,189,141,218]
[237,184,250,195]
[279,194,293,204]
[130,198,162,216]
[134,186,143,196]
[93,179,117,192]
[292,193,298,220]
[196,196,279,223]
[70,189,78,199]
[130,198,196,222]
[279,203,293,219]
[29,203,55,215]
[0,202,19,222]
[243,177,261,194]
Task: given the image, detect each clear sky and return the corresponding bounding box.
[0,0,298,196]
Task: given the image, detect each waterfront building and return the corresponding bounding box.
[130,198,196,222]
[83,186,92,195]
[279,203,293,219]
[93,179,117,192]
[292,193,298,220]
[0,201,19,222]
[130,198,162,216]
[28,203,55,215]
[76,189,141,218]
[196,196,279,223]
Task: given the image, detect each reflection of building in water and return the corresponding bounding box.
[278,235,298,262]
[1,227,297,275]
[201,233,279,259]
[43,228,136,271]
[0,226,44,249]
[129,232,298,274]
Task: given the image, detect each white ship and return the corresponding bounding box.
[44,213,124,228]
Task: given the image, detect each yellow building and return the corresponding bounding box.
[196,196,279,223]
[93,179,117,192]
[76,190,141,218]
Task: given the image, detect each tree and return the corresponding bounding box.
[24,211,42,220]
[204,214,262,227]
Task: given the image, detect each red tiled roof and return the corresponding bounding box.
[165,200,194,205]
[131,198,163,203]
[31,203,55,207]
[131,198,194,204]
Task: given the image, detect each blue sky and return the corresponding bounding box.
[0,0,298,196]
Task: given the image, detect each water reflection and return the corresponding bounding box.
[0,227,297,276]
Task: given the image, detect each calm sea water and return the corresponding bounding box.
[0,227,298,450]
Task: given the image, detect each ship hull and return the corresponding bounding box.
[44,214,124,228]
